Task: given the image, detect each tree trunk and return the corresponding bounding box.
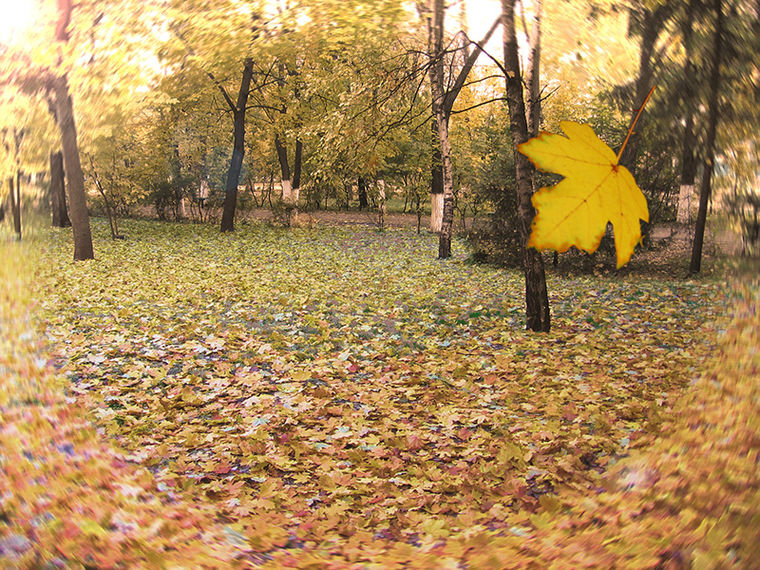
[8,176,21,239]
[690,0,723,273]
[677,0,699,225]
[677,114,698,224]
[358,177,369,210]
[90,159,121,240]
[220,57,254,233]
[524,0,543,139]
[618,6,670,248]
[428,13,500,233]
[292,138,303,204]
[51,75,94,260]
[618,8,662,172]
[502,0,550,332]
[430,122,444,232]
[50,150,71,227]
[274,134,291,202]
[431,0,456,258]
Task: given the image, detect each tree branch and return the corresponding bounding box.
[443,16,501,115]
[449,97,505,115]
[206,70,238,113]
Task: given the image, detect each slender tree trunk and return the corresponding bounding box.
[426,1,444,233]
[427,12,500,233]
[220,57,254,233]
[50,150,71,227]
[51,75,94,260]
[292,138,303,204]
[690,0,723,273]
[618,6,668,248]
[677,0,699,225]
[619,8,661,171]
[502,0,550,332]
[90,159,120,239]
[430,123,444,232]
[274,134,299,225]
[8,176,21,239]
[358,177,369,210]
[677,114,698,224]
[274,134,291,202]
[431,0,456,258]
[524,0,543,139]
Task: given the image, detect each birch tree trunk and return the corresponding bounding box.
[502,0,550,332]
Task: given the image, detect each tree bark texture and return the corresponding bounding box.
[220,58,254,233]
[677,0,699,224]
[619,6,668,173]
[292,138,303,203]
[690,0,723,273]
[502,0,550,332]
[8,176,21,239]
[431,0,455,258]
[429,77,444,231]
[524,0,543,138]
[50,150,71,227]
[52,75,94,260]
[275,134,292,202]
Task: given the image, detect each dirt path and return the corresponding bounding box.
[239,208,428,229]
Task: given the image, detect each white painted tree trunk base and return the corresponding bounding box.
[430,193,443,233]
[281,179,293,203]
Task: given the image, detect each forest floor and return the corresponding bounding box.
[1,218,758,567]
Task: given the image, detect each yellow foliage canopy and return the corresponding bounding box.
[518,121,649,268]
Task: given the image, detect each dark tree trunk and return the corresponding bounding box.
[52,75,94,260]
[220,58,254,233]
[502,0,550,332]
[8,176,21,239]
[89,159,121,240]
[677,0,699,224]
[618,7,664,172]
[430,121,444,232]
[274,134,291,199]
[274,134,298,224]
[690,0,723,273]
[293,138,303,198]
[50,150,71,227]
[430,0,455,258]
[524,0,543,139]
[358,177,369,210]
[618,5,670,248]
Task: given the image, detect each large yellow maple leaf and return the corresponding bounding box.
[518,120,649,268]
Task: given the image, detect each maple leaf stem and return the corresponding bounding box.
[616,85,656,162]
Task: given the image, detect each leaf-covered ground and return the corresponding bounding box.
[4,218,756,567]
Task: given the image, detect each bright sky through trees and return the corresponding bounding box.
[0,0,34,46]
